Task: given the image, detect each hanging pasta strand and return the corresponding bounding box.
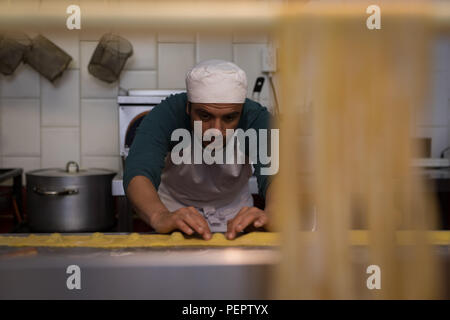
[274,2,444,299]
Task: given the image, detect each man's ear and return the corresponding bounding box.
[186,102,190,115]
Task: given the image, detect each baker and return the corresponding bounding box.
[123,59,275,240]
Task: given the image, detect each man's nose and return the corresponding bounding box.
[212,118,225,135]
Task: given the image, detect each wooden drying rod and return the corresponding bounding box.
[0,1,449,31]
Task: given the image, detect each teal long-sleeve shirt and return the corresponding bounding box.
[123,92,275,200]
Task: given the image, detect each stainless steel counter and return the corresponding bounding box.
[1,243,448,299]
[0,246,277,299]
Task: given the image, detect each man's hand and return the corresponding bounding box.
[226,206,269,240]
[151,207,212,240]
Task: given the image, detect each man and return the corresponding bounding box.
[124,59,275,240]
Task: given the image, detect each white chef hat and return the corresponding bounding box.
[186,59,248,104]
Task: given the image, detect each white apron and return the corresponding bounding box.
[157,133,254,232]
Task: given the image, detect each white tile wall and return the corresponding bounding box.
[81,156,121,172]
[81,99,118,156]
[41,70,80,127]
[2,156,40,173]
[120,30,157,70]
[196,32,233,63]
[80,41,118,98]
[416,71,449,127]
[41,127,80,168]
[0,64,40,98]
[415,36,450,157]
[432,36,450,72]
[233,43,271,102]
[119,70,157,91]
[2,156,41,184]
[158,32,196,43]
[80,27,113,41]
[40,29,80,69]
[158,43,195,89]
[448,98,450,132]
[233,31,268,44]
[0,99,40,157]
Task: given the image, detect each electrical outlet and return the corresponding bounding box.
[262,46,277,72]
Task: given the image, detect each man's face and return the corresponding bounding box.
[187,102,243,147]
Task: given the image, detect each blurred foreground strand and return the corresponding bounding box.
[273,2,444,299]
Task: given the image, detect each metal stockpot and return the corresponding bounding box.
[26,162,116,233]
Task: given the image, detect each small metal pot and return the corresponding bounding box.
[26,161,116,233]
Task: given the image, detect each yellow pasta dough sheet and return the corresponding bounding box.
[0,232,279,248]
[0,231,448,249]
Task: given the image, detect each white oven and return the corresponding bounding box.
[113,90,184,196]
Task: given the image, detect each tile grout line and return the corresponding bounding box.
[156,32,159,89]
[40,125,81,129]
[195,32,200,64]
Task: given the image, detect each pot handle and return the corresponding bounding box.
[66,161,80,173]
[33,187,79,196]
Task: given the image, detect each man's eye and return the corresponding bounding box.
[224,115,236,122]
[200,113,210,120]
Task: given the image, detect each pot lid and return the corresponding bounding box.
[26,161,116,177]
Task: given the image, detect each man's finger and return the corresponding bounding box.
[253,214,268,228]
[234,210,260,233]
[187,207,211,231]
[231,206,250,225]
[226,207,251,240]
[226,207,248,236]
[234,207,259,231]
[236,206,250,217]
[174,219,193,235]
[186,207,212,240]
[183,211,212,240]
